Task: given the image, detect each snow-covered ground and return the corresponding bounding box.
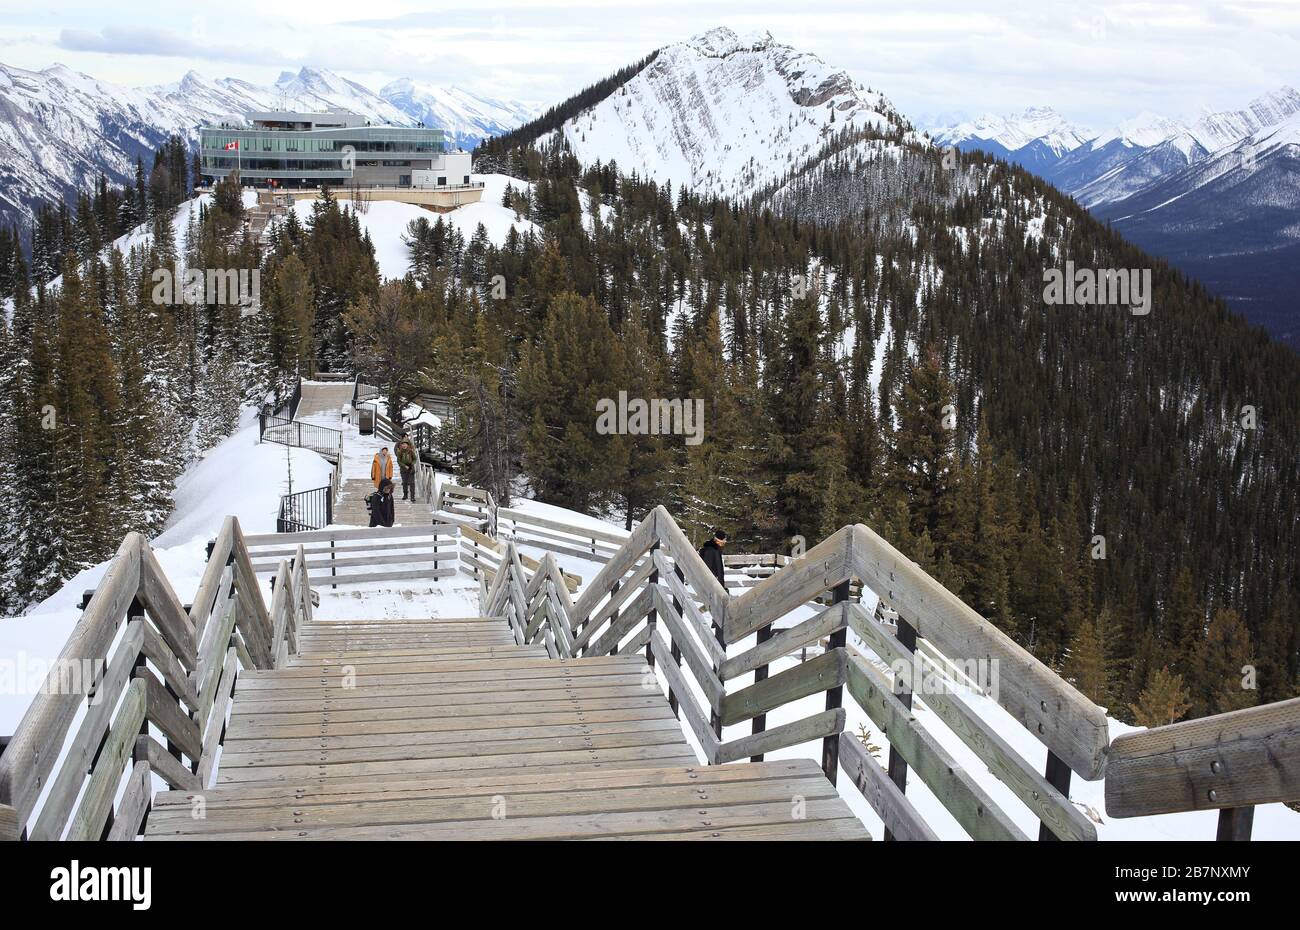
[283,173,539,280]
[0,407,330,734]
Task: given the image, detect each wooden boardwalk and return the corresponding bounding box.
[145,616,867,840]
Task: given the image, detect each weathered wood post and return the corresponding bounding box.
[883,613,917,839]
[668,563,685,719]
[750,623,773,761]
[1039,751,1073,840]
[1216,806,1255,841]
[646,542,659,669]
[821,580,851,785]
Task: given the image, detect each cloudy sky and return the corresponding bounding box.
[2,0,1297,128]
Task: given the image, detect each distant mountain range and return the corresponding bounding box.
[930,89,1300,347]
[0,62,539,235]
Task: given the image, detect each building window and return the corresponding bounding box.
[438,176,446,186]
[463,175,470,184]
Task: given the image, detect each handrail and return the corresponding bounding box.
[476,503,1118,840]
[0,517,313,841]
[278,482,333,532]
[1104,696,1300,838]
[260,415,343,462]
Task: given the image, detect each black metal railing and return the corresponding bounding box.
[260,415,342,461]
[277,484,333,533]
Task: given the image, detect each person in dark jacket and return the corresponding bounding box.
[698,528,727,587]
[395,435,418,501]
[367,479,396,528]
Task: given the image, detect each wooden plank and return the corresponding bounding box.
[846,604,1096,841]
[651,586,724,711]
[574,555,657,652]
[216,743,699,785]
[496,507,630,545]
[0,804,18,842]
[722,601,845,681]
[137,542,197,670]
[1105,696,1300,817]
[571,516,658,626]
[725,525,853,643]
[304,568,458,586]
[65,678,146,841]
[150,774,836,836]
[29,621,146,841]
[654,550,726,666]
[229,706,676,741]
[838,731,938,841]
[149,797,855,841]
[585,586,656,658]
[106,761,152,841]
[251,539,459,560]
[649,631,717,763]
[136,667,203,762]
[0,533,142,824]
[198,647,240,788]
[141,622,199,712]
[251,551,456,573]
[849,524,1110,780]
[138,736,201,792]
[846,652,1027,840]
[243,524,461,546]
[650,506,729,623]
[157,759,817,807]
[716,709,845,764]
[721,649,847,727]
[190,519,234,639]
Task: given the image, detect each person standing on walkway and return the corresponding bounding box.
[371,446,393,490]
[395,434,418,501]
[698,528,728,588]
[367,479,396,528]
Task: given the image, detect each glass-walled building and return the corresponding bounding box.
[199,110,467,189]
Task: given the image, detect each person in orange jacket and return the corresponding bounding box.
[371,447,394,489]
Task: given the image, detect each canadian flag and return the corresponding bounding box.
[224,141,239,151]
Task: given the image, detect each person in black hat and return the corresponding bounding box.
[698,528,727,587]
[367,478,396,528]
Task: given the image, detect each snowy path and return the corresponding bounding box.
[294,382,437,527]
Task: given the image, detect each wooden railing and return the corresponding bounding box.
[1104,696,1300,840]
[435,483,497,534]
[477,505,1300,840]
[243,524,461,589]
[478,506,1112,840]
[0,517,312,841]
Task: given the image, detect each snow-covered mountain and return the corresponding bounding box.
[0,62,535,232]
[931,106,1094,156]
[380,79,539,150]
[929,86,1300,206]
[1094,113,1300,346]
[537,27,917,200]
[928,87,1300,346]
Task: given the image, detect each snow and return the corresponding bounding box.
[542,26,917,202]
[932,106,1094,154]
[280,173,539,280]
[0,407,332,737]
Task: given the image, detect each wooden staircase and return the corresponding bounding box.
[143,615,868,840]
